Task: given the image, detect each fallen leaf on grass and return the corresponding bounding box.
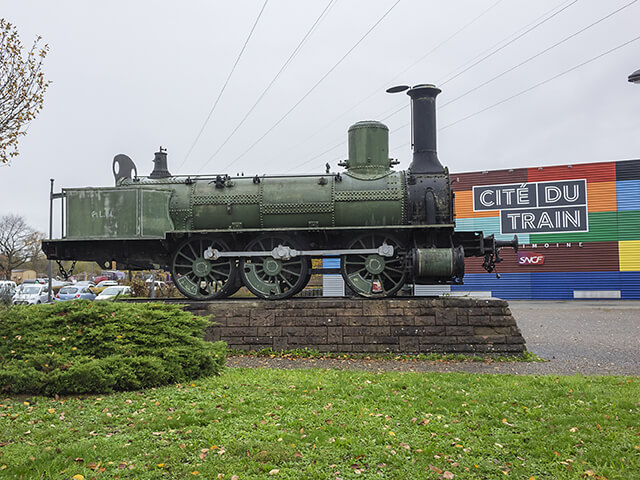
[269,469,280,475]
[442,472,454,479]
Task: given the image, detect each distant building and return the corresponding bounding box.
[11,269,37,284]
[450,158,640,299]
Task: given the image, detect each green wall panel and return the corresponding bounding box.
[529,211,640,243]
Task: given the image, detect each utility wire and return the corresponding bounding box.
[198,0,337,171]
[436,0,576,83]
[179,0,269,171]
[221,0,402,172]
[438,34,640,131]
[440,0,639,108]
[295,0,581,172]
[439,0,579,86]
[285,0,504,172]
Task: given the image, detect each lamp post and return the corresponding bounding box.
[629,68,640,84]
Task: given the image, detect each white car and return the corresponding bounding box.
[12,284,51,305]
[95,285,132,300]
[96,280,119,288]
[0,280,17,289]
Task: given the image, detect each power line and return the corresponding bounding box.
[438,33,640,131]
[179,0,269,170]
[439,0,579,86]
[329,34,640,163]
[283,0,505,171]
[436,0,576,84]
[440,0,639,109]
[198,0,337,171]
[297,0,582,170]
[221,0,402,172]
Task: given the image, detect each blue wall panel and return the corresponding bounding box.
[456,271,640,299]
[451,272,533,299]
[616,180,640,211]
[323,257,340,268]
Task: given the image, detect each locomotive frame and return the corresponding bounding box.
[43,84,517,300]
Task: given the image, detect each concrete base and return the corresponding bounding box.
[183,297,526,355]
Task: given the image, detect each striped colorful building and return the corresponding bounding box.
[449,159,640,299]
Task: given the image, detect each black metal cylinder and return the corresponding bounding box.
[407,84,444,174]
[150,148,171,178]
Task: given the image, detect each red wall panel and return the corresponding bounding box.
[464,241,619,274]
[526,161,616,183]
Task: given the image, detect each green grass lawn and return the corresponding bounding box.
[1,368,637,479]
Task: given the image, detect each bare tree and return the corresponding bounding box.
[0,214,42,279]
[0,18,51,165]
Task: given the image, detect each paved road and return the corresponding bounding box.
[228,301,640,376]
[508,300,640,376]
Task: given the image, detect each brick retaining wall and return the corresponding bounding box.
[183,297,526,355]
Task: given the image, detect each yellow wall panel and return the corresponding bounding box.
[619,240,640,271]
[454,190,499,219]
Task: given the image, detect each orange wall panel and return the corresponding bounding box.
[454,190,499,218]
[587,181,617,212]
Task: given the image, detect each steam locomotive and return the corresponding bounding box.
[42,84,517,300]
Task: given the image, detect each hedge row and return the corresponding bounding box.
[0,301,225,395]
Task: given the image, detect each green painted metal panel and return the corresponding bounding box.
[141,190,174,237]
[334,172,404,226]
[261,177,333,228]
[191,179,261,229]
[65,188,172,239]
[346,121,390,176]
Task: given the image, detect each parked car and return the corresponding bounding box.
[0,280,17,290]
[55,286,97,301]
[95,280,119,288]
[13,284,51,305]
[74,280,96,288]
[95,285,132,300]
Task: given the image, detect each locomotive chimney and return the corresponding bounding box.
[149,146,171,178]
[407,84,444,174]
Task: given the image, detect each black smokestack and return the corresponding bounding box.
[407,84,444,174]
[150,146,171,178]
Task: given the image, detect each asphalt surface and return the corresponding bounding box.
[227,300,640,376]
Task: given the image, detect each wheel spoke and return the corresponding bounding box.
[210,267,230,277]
[172,237,238,300]
[277,273,294,289]
[341,234,406,299]
[178,251,194,262]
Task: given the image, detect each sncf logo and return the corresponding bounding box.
[518,252,545,265]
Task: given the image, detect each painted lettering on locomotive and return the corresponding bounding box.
[42,84,517,300]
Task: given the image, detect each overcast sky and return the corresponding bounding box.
[2,0,639,234]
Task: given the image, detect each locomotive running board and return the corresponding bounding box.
[203,243,395,261]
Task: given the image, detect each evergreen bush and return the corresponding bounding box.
[0,301,225,395]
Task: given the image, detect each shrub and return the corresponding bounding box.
[0,301,225,395]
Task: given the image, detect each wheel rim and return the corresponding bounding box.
[341,233,406,298]
[240,235,309,300]
[172,237,238,300]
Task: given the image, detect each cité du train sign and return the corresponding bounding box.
[472,179,589,234]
